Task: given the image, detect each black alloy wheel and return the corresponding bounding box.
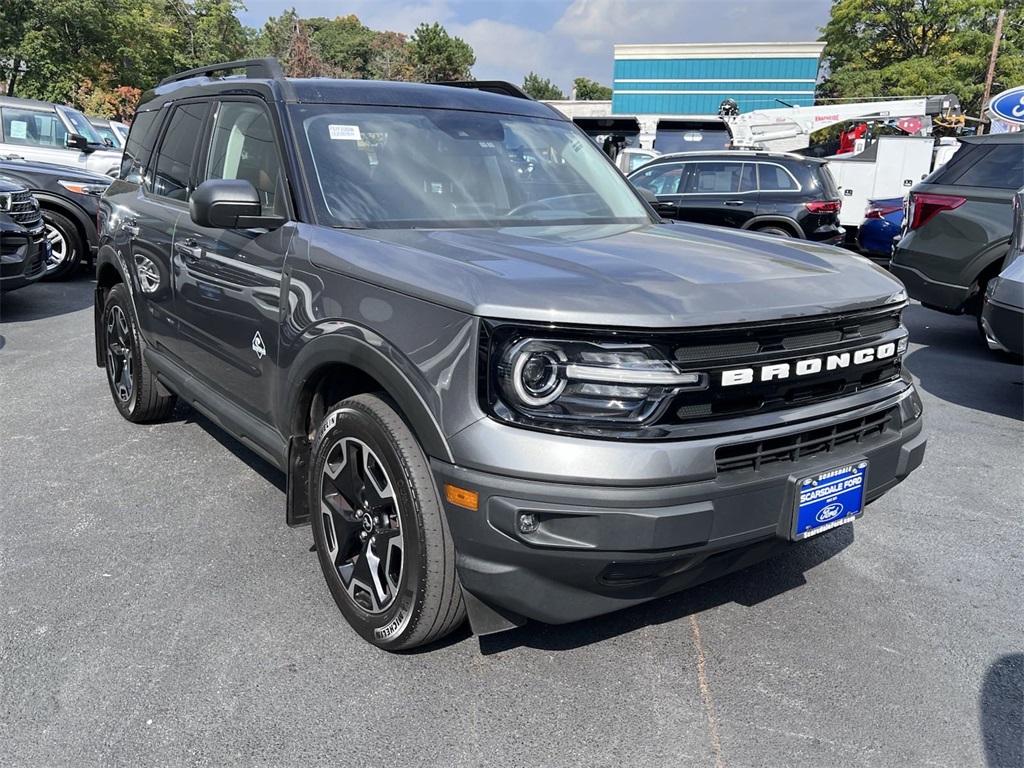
[102,284,177,422]
[310,394,465,650]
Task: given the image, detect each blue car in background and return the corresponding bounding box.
[856,197,904,264]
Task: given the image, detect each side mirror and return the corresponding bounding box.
[102,137,114,148]
[636,187,660,206]
[190,179,285,230]
[66,134,93,153]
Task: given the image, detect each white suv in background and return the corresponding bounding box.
[0,95,122,176]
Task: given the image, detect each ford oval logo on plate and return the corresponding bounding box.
[988,85,1024,125]
[816,503,844,524]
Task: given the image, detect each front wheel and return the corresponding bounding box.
[42,210,85,280]
[102,284,177,422]
[755,225,794,237]
[309,394,465,650]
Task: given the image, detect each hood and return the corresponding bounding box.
[308,222,906,328]
[0,158,112,183]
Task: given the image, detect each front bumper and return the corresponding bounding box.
[0,231,46,293]
[435,387,925,629]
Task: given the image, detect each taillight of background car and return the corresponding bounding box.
[804,200,842,213]
[865,201,903,220]
[905,192,966,232]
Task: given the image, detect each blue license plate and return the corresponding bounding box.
[793,462,868,540]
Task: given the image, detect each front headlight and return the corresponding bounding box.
[58,180,110,196]
[0,192,11,211]
[493,336,706,425]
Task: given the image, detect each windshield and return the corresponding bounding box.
[57,106,103,145]
[290,105,651,228]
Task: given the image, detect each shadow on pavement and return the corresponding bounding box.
[980,653,1024,768]
[902,304,1023,421]
[0,269,95,322]
[479,524,854,654]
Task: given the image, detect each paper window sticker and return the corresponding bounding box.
[9,121,27,140]
[329,125,361,141]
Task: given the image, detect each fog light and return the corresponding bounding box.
[518,513,539,534]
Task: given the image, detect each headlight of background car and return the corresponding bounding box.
[0,192,11,212]
[491,335,706,425]
[58,180,111,196]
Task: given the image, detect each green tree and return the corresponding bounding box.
[307,14,376,78]
[572,77,612,100]
[0,0,34,94]
[366,31,413,81]
[522,72,565,100]
[408,22,474,81]
[819,0,1024,117]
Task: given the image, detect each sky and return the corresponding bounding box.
[237,0,835,91]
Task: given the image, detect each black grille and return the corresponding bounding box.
[6,190,43,232]
[715,408,895,474]
[666,306,906,424]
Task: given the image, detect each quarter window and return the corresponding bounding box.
[952,145,1024,190]
[757,164,800,192]
[150,103,208,201]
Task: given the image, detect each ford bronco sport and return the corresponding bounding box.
[95,59,926,650]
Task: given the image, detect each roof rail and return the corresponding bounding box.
[433,80,534,101]
[158,58,286,87]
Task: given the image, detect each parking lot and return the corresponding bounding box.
[1,272,1021,767]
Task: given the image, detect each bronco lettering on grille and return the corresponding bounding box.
[721,342,898,387]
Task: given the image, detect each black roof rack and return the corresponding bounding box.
[433,81,534,101]
[158,58,285,87]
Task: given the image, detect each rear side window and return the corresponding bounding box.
[924,142,985,184]
[120,110,159,182]
[150,102,208,201]
[685,161,753,194]
[951,145,1024,190]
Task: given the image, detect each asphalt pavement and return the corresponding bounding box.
[1,272,1021,767]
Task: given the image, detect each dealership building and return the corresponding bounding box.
[547,42,826,150]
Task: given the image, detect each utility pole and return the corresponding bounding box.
[979,8,1006,135]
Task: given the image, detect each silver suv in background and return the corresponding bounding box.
[0,95,122,177]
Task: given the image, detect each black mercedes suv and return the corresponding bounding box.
[628,150,844,244]
[95,59,925,650]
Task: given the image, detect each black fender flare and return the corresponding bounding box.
[740,215,806,238]
[283,326,454,464]
[33,193,97,249]
[93,244,133,367]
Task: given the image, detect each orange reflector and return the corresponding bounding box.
[445,484,479,511]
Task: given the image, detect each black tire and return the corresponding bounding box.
[102,284,177,423]
[755,225,794,237]
[310,394,465,650]
[41,210,85,281]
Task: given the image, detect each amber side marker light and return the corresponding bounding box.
[444,484,479,511]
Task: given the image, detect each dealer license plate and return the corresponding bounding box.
[792,462,867,540]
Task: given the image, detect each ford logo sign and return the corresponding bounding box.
[815,503,844,524]
[988,85,1024,126]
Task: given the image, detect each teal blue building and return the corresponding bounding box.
[612,42,825,116]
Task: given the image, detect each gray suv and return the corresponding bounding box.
[95,59,926,650]
[0,95,122,177]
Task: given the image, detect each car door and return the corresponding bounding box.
[170,98,294,425]
[112,102,210,359]
[675,160,758,229]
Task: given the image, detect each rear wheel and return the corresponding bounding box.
[102,284,177,422]
[310,394,465,650]
[755,225,794,237]
[41,210,85,281]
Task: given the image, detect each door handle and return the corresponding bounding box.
[121,219,140,237]
[174,238,202,261]
[724,200,745,206]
